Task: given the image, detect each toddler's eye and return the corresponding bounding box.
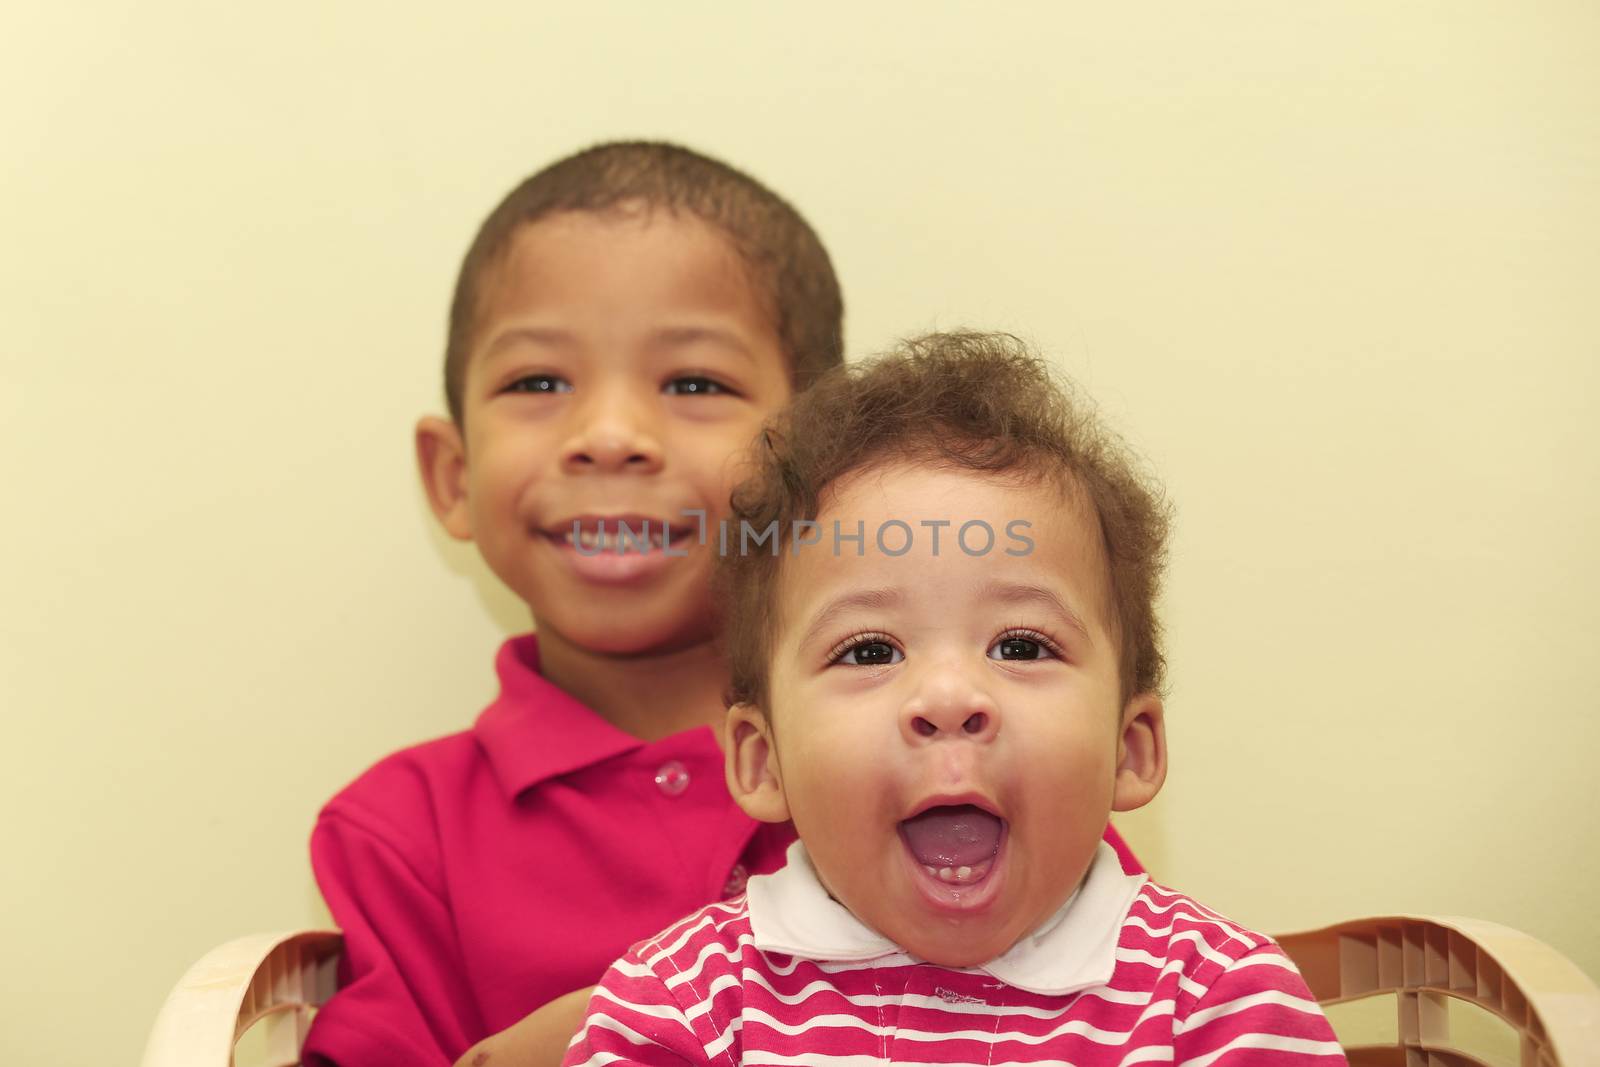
[988,633,1057,661]
[837,640,902,667]
[506,374,572,394]
[664,376,731,396]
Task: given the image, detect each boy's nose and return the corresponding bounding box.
[561,394,665,473]
[900,664,1001,744]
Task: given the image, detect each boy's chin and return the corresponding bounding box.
[537,612,713,659]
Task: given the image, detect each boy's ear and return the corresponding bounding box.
[1112,691,1167,813]
[416,416,473,541]
[724,703,790,824]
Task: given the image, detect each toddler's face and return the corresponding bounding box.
[733,463,1163,967]
[448,208,791,654]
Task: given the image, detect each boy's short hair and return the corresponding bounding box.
[720,331,1172,709]
[444,141,845,423]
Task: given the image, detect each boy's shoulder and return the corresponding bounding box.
[317,634,614,839]
[320,727,485,835]
[313,728,496,887]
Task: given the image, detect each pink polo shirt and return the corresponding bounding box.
[302,635,1143,1066]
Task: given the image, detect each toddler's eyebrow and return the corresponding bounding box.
[798,587,903,649]
[979,580,1091,642]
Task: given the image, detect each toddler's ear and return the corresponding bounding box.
[416,416,473,540]
[1111,692,1167,813]
[724,704,790,824]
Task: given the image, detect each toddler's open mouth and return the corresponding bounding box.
[899,803,1005,888]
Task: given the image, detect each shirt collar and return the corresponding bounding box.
[473,635,644,800]
[745,838,1145,996]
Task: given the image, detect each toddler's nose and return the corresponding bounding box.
[900,665,1001,744]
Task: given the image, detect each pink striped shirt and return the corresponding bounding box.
[564,843,1345,1066]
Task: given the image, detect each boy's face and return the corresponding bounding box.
[727,464,1165,968]
[421,208,791,655]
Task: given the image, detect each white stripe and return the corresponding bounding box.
[1178,1033,1346,1067]
[641,910,728,961]
[726,964,1154,1019]
[1116,946,1168,969]
[1176,988,1328,1033]
[1134,893,1257,943]
[1123,908,1258,949]
[738,1056,888,1067]
[704,1020,737,1060]
[568,1054,639,1067]
[1115,951,1209,1000]
[741,997,1176,1047]
[588,983,696,1025]
[660,932,758,987]
[747,1053,1175,1067]
[1137,889,1259,947]
[604,956,659,981]
[1166,928,1244,970]
[577,1011,691,1053]
[684,970,743,1021]
[1117,1046,1176,1066]
[1230,951,1300,973]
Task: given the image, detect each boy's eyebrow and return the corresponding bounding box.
[980,580,1091,641]
[652,325,754,359]
[798,587,904,649]
[480,325,753,362]
[482,326,577,358]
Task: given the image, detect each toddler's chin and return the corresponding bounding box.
[892,926,1015,971]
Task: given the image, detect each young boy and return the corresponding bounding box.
[565,333,1345,1065]
[302,141,844,1067]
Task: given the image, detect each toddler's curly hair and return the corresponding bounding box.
[719,330,1172,709]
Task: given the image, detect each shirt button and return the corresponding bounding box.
[654,760,690,796]
[722,863,749,898]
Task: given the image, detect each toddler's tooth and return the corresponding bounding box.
[923,865,937,877]
[938,867,955,882]
[957,866,972,880]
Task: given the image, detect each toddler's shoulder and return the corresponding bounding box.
[1125,880,1271,966]
[625,895,757,982]
[1122,881,1316,1010]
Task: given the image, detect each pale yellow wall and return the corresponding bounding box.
[3,4,1596,1062]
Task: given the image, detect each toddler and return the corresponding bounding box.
[565,333,1345,1065]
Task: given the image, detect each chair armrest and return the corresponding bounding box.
[1275,914,1599,1067]
[142,930,342,1067]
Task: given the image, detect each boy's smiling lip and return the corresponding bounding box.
[537,512,700,585]
[542,512,697,543]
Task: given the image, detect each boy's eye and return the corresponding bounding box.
[663,376,731,397]
[505,374,572,394]
[836,640,902,667]
[988,634,1056,661]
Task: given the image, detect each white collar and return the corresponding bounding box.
[745,839,1146,996]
